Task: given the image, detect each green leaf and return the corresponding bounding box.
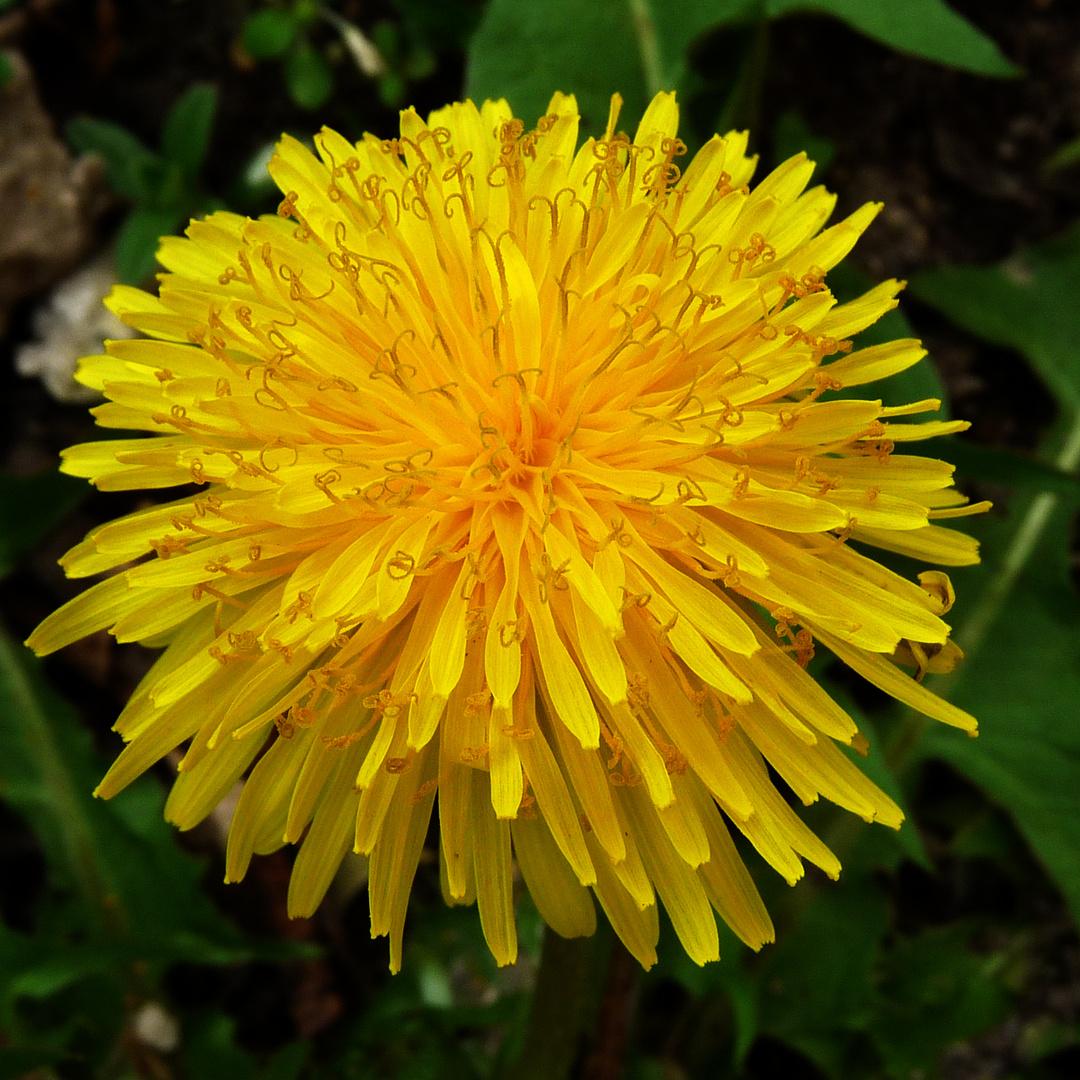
[0,630,313,1071]
[767,0,1021,77]
[464,0,992,140]
[0,633,276,972]
[466,0,645,135]
[0,634,115,916]
[772,111,836,177]
[911,225,1080,411]
[0,471,88,580]
[837,705,930,869]
[0,965,123,1080]
[467,0,1018,131]
[0,52,13,90]
[161,83,217,178]
[153,159,189,212]
[758,847,890,1077]
[395,0,486,49]
[404,46,436,82]
[378,72,407,109]
[294,0,320,26]
[1045,133,1080,174]
[869,924,1013,1075]
[183,1014,260,1080]
[262,1041,311,1080]
[939,437,1080,500]
[285,42,334,110]
[115,207,180,285]
[371,19,400,63]
[65,117,159,201]
[1,934,125,1003]
[650,0,764,98]
[468,0,760,135]
[916,501,1080,925]
[242,8,300,60]
[906,223,1080,928]
[0,1046,68,1080]
[467,0,761,135]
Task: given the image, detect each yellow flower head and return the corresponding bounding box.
[28,92,983,972]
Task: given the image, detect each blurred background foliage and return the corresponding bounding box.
[1,1,1080,1078]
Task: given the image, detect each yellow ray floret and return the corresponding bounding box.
[27,90,983,972]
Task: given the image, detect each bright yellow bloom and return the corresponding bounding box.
[28,92,983,972]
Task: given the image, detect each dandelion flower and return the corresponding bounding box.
[28,92,984,972]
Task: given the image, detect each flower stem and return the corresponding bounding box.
[957,410,1080,659]
[510,929,606,1080]
[582,938,638,1080]
[627,0,663,99]
[0,631,113,928]
[887,409,1080,774]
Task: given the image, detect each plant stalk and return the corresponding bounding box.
[887,408,1080,773]
[509,929,605,1080]
[627,0,664,99]
[957,409,1080,659]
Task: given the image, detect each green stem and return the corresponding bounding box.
[627,0,664,99]
[717,19,770,135]
[0,631,114,927]
[887,409,1080,773]
[510,930,604,1080]
[957,410,1080,658]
